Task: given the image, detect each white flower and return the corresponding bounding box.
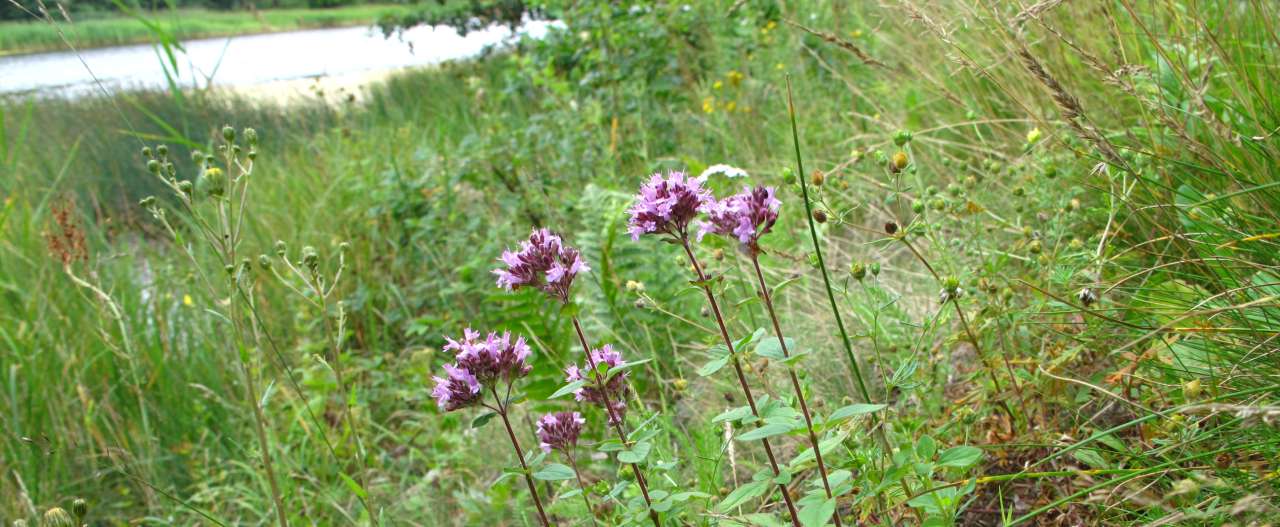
[699,164,749,180]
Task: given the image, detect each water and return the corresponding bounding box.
[0,21,552,98]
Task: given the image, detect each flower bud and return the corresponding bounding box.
[925,185,939,196]
[964,175,977,188]
[1044,165,1057,179]
[850,262,866,281]
[1069,238,1084,250]
[141,146,153,159]
[1012,186,1025,197]
[274,240,287,256]
[672,378,688,391]
[146,159,161,173]
[177,180,193,197]
[138,196,156,208]
[781,167,795,184]
[813,209,827,223]
[72,498,87,520]
[870,262,881,276]
[301,246,319,273]
[198,167,225,198]
[43,507,75,527]
[929,198,946,211]
[947,183,963,197]
[258,254,272,270]
[243,127,258,145]
[625,280,644,292]
[191,150,204,163]
[943,276,960,290]
[222,125,236,143]
[1026,127,1042,143]
[156,144,168,158]
[912,200,925,214]
[1028,240,1043,254]
[338,242,351,253]
[1184,379,1202,398]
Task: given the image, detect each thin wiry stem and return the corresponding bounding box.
[493,386,552,527]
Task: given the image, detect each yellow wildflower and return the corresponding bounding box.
[724,100,737,112]
[702,97,715,114]
[712,80,723,90]
[1027,127,1042,143]
[182,294,194,307]
[727,70,744,87]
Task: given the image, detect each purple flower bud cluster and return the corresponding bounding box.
[627,170,713,240]
[565,345,630,424]
[431,363,482,412]
[698,186,780,251]
[431,328,532,412]
[494,228,589,303]
[537,411,585,453]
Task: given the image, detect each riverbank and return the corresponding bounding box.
[0,4,418,56]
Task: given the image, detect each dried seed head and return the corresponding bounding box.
[813,209,827,223]
[1077,287,1097,306]
[884,221,898,235]
[811,170,825,187]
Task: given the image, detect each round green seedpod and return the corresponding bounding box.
[1069,238,1084,250]
[1044,165,1058,179]
[141,146,153,159]
[781,167,795,184]
[1012,186,1025,197]
[177,180,193,197]
[893,129,913,146]
[190,150,204,163]
[1184,379,1202,398]
[929,198,946,211]
[947,183,963,197]
[155,144,168,158]
[912,200,925,214]
[1028,240,1043,254]
[870,262,881,276]
[943,275,960,290]
[925,185,939,196]
[274,240,287,256]
[964,175,977,188]
[41,507,75,527]
[850,262,867,281]
[221,125,236,143]
[146,159,161,174]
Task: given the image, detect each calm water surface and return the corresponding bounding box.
[0,21,551,97]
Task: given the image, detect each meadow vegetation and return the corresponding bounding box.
[2,0,1279,525]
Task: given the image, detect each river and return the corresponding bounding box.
[0,20,552,98]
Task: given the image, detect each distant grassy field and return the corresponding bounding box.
[0,4,416,55]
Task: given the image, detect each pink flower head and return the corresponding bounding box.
[445,328,533,383]
[537,411,585,453]
[431,363,482,412]
[494,228,590,303]
[627,170,713,241]
[699,186,781,252]
[565,344,630,424]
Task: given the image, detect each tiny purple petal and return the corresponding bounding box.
[627,170,712,241]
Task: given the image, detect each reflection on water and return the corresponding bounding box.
[0,21,551,98]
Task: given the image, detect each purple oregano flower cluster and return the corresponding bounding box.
[626,170,714,240]
[494,227,589,303]
[565,345,630,424]
[537,411,585,453]
[699,185,781,252]
[431,328,532,412]
[628,170,779,252]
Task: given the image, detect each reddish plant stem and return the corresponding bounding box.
[681,240,802,527]
[494,389,552,527]
[750,254,843,526]
[565,453,600,526]
[571,317,662,527]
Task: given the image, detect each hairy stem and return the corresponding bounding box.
[680,240,801,526]
[750,255,843,526]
